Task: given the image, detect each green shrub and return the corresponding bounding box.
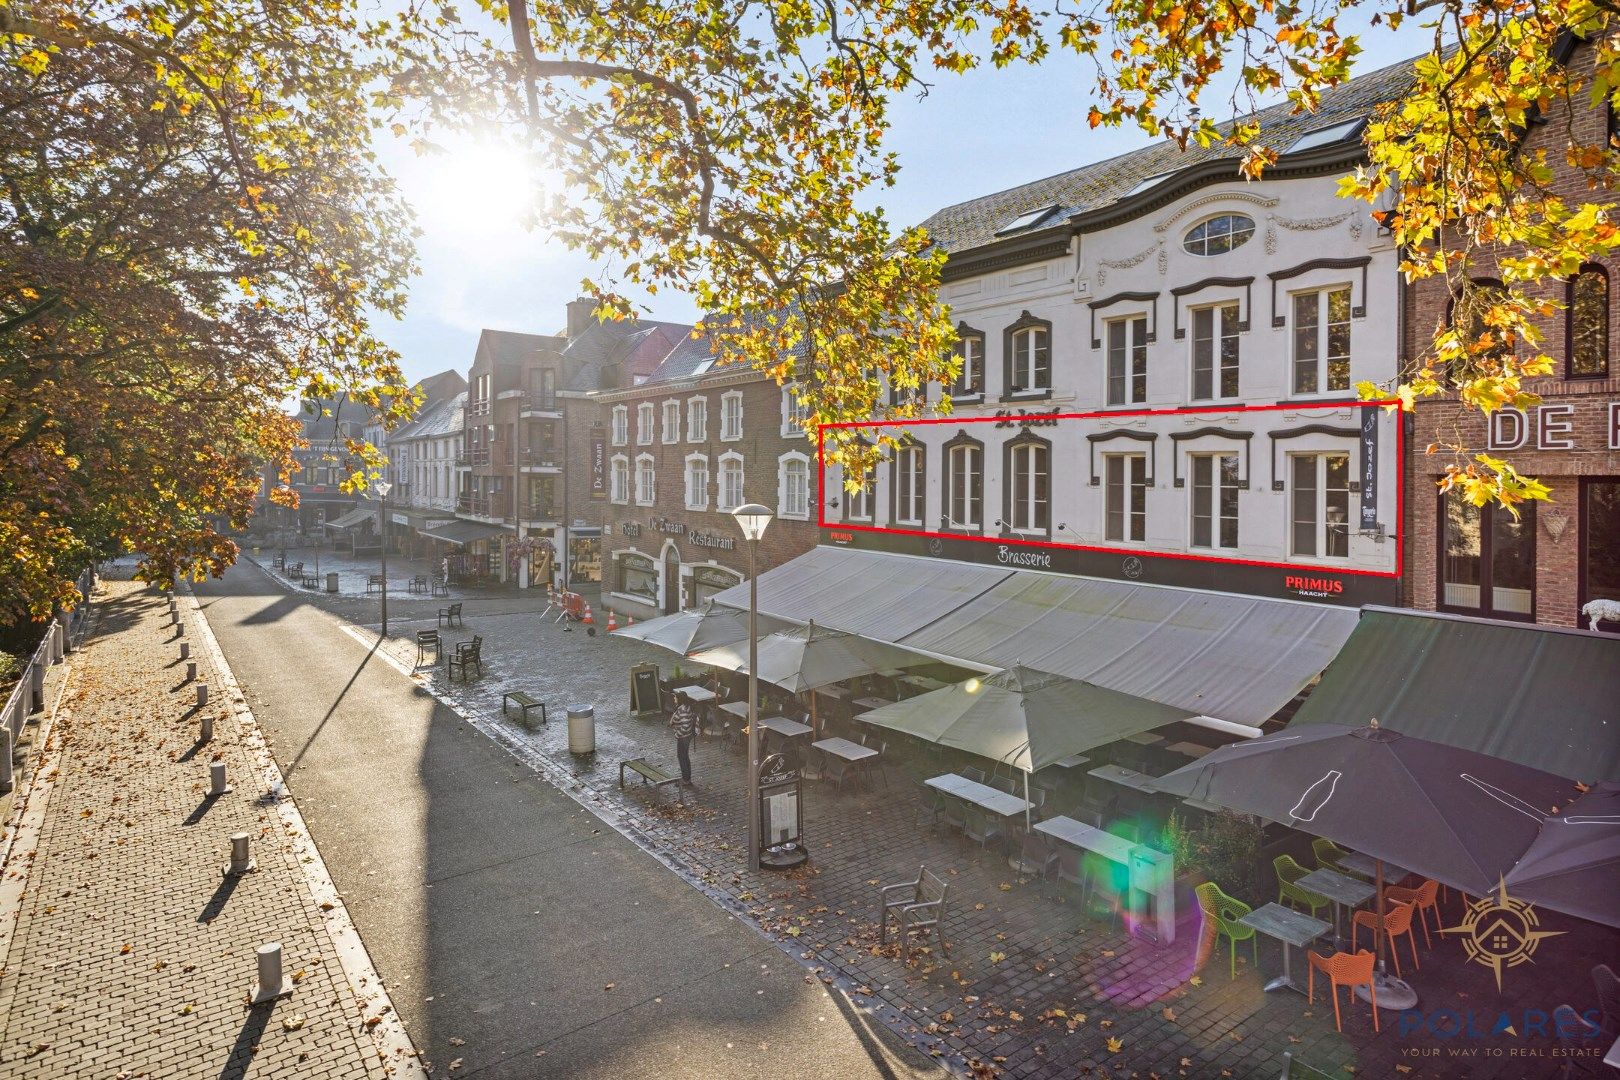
[0,650,20,688]
[1165,809,1266,902]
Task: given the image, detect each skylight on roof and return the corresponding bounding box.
[995,204,1060,236]
[693,359,715,375]
[1122,172,1174,198]
[1286,118,1365,154]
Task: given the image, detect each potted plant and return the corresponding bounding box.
[1165,809,1265,905]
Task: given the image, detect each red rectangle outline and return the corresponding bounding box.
[815,399,1404,580]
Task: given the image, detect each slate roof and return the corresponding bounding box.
[393,390,465,443]
[558,318,691,391]
[915,53,1421,256]
[477,328,565,368]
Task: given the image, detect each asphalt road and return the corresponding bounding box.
[196,560,941,1080]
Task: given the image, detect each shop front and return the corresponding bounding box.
[1410,396,1620,630]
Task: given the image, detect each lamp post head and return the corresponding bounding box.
[732,503,773,541]
[374,480,393,499]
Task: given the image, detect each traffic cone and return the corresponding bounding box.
[626,615,636,627]
[606,609,619,632]
[583,603,593,626]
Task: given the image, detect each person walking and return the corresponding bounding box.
[670,691,699,786]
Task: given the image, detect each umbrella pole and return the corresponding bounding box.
[1023,770,1032,833]
[1375,859,1387,972]
[811,692,819,739]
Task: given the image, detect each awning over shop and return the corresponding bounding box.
[324,506,376,530]
[711,546,1358,726]
[717,546,1010,644]
[420,520,510,546]
[1289,607,1620,784]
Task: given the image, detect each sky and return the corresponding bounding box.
[375,15,1435,387]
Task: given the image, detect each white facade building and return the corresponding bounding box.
[824,61,1411,608]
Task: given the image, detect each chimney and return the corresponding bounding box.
[566,297,596,338]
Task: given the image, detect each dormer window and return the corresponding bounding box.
[995,204,1061,236]
[1286,119,1365,154]
[1183,214,1255,257]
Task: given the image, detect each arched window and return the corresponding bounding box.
[1447,278,1510,373]
[1568,264,1610,378]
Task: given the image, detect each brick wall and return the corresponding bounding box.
[598,374,819,615]
[1403,38,1620,627]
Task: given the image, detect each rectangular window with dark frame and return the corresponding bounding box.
[955,332,985,398]
[894,446,924,526]
[1191,453,1239,549]
[1010,327,1050,394]
[1292,288,1352,394]
[1105,454,1147,542]
[845,469,876,522]
[1008,441,1049,533]
[946,442,982,530]
[1192,304,1241,400]
[1289,453,1350,558]
[1440,492,1535,619]
[1107,317,1149,405]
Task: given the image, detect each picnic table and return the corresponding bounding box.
[1240,902,1331,995]
[1087,763,1162,795]
[925,773,1031,819]
[1297,867,1376,945]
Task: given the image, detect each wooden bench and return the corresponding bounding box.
[367,574,386,594]
[447,636,482,682]
[502,691,546,729]
[437,601,463,628]
[618,757,684,803]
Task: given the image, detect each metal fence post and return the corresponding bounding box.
[0,728,11,793]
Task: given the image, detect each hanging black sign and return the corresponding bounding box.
[1359,406,1379,531]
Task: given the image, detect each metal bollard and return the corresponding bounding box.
[179,641,190,660]
[208,760,230,796]
[185,660,197,682]
[196,682,208,707]
[223,832,255,876]
[199,714,214,743]
[250,942,291,1004]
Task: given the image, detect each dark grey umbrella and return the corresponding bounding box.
[1504,782,1620,928]
[1155,720,1578,899]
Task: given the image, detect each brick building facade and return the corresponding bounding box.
[1404,37,1620,630]
[597,334,819,619]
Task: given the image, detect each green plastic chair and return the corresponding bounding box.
[1195,881,1259,980]
[1274,855,1331,917]
[1312,838,1352,874]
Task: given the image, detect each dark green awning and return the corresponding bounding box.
[1290,607,1620,784]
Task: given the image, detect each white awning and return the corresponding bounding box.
[711,547,1357,727]
[324,506,376,529]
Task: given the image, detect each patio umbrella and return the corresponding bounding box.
[1503,782,1620,928]
[860,665,1194,773]
[687,621,928,694]
[1155,720,1580,1001]
[612,601,780,656]
[860,665,1196,829]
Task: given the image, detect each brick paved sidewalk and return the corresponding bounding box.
[0,567,421,1078]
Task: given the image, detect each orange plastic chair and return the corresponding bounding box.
[1385,880,1441,949]
[1307,949,1379,1033]
[1351,899,1421,978]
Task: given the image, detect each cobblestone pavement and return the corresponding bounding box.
[252,547,1620,1079]
[0,567,420,1079]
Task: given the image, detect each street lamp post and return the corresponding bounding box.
[375,479,393,637]
[731,502,773,873]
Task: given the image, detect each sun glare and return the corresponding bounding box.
[407,136,548,241]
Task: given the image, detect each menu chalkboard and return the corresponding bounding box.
[629,662,662,717]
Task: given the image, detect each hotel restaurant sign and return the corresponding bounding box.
[819,527,1401,607]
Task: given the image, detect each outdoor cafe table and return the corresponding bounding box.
[813,736,877,763]
[1240,902,1332,995]
[1122,730,1164,746]
[1297,867,1376,945]
[898,674,949,694]
[925,774,1032,820]
[852,696,893,713]
[1087,764,1162,795]
[1337,851,1412,883]
[719,700,751,721]
[1035,815,1134,865]
[760,716,812,738]
[680,686,717,704]
[1165,741,1215,759]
